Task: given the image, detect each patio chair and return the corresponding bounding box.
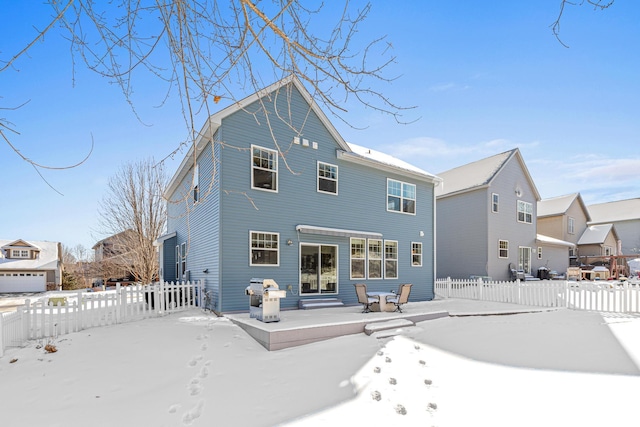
[387,283,412,313]
[354,283,378,313]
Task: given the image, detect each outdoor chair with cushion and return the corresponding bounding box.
[387,283,412,313]
[354,283,379,313]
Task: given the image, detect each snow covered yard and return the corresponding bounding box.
[2,305,640,426]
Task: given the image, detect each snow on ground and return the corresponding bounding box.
[2,304,640,427]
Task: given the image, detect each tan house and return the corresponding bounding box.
[587,198,640,256]
[0,239,62,292]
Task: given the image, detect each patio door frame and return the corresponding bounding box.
[299,243,338,295]
[518,246,532,275]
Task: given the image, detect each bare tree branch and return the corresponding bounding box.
[552,0,615,47]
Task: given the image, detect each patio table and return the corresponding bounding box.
[366,291,396,312]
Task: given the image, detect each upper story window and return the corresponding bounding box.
[193,164,200,204]
[387,179,416,214]
[498,240,509,258]
[250,231,279,266]
[604,246,613,256]
[517,200,533,224]
[492,193,499,213]
[11,249,30,258]
[317,162,338,194]
[251,145,278,192]
[411,242,423,267]
[568,217,575,234]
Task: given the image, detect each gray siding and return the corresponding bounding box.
[166,83,436,312]
[436,189,488,279]
[437,153,539,281]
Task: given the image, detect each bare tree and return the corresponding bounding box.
[552,0,615,47]
[98,158,168,285]
[2,1,407,184]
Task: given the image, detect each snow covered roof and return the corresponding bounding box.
[434,148,540,200]
[339,142,441,183]
[0,239,60,271]
[536,234,576,248]
[588,198,640,224]
[577,224,617,245]
[537,193,590,221]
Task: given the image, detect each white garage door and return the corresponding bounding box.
[0,272,47,293]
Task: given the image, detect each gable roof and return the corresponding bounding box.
[587,198,640,224]
[577,224,618,245]
[166,75,439,195]
[0,239,60,271]
[435,148,541,200]
[537,193,591,221]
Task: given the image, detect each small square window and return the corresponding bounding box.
[499,240,509,258]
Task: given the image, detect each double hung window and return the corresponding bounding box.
[384,241,398,279]
[368,239,382,279]
[251,145,278,191]
[350,238,366,279]
[250,231,279,266]
[411,242,423,266]
[492,193,499,213]
[387,179,416,214]
[317,162,338,194]
[498,240,509,258]
[517,200,533,224]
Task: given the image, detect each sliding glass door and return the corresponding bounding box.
[300,244,338,295]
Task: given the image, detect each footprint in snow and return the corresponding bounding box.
[182,400,205,426]
[188,355,203,367]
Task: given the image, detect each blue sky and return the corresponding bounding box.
[1,1,639,251]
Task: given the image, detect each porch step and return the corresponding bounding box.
[364,319,415,336]
[298,298,345,310]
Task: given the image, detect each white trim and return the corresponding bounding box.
[491,193,499,213]
[299,243,339,295]
[384,240,399,279]
[251,144,279,193]
[386,178,417,215]
[498,239,509,259]
[317,161,338,195]
[367,239,383,280]
[411,242,423,267]
[249,231,280,267]
[350,237,366,280]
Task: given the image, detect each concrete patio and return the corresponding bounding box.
[225,298,557,350]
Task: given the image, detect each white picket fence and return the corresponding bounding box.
[435,277,640,313]
[0,281,204,357]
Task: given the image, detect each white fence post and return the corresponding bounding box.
[477,277,483,300]
[447,277,451,299]
[0,313,4,358]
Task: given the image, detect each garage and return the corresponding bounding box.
[0,272,47,293]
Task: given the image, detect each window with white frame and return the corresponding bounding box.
[317,162,338,194]
[517,200,533,224]
[11,249,29,258]
[251,145,278,191]
[350,238,366,279]
[250,231,279,266]
[368,239,382,279]
[193,164,200,203]
[175,245,181,278]
[385,241,398,279]
[411,242,423,267]
[492,193,499,213]
[498,240,509,258]
[387,179,416,214]
[181,242,187,277]
[568,217,575,234]
[604,246,613,256]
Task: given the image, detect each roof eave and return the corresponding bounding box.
[336,150,442,185]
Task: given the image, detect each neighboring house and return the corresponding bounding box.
[587,198,640,256]
[0,239,62,292]
[435,148,541,281]
[92,231,136,286]
[577,224,620,259]
[536,193,588,275]
[158,76,441,313]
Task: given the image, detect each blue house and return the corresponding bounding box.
[158,76,441,313]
